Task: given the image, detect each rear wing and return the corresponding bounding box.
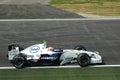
[8,45,21,60]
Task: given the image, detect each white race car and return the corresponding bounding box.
[7,41,104,69]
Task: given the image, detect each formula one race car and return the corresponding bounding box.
[7,41,104,69]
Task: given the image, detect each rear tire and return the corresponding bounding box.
[77,53,90,67]
[12,56,26,69]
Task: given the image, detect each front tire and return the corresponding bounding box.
[77,53,90,67]
[74,45,87,51]
[12,56,26,69]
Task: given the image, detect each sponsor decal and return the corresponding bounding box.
[41,57,57,60]
[41,53,59,60]
[29,46,40,53]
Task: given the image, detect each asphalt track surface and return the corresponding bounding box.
[0,18,120,67]
[0,0,50,4]
[0,4,83,19]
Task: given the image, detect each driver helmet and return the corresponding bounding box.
[48,46,54,51]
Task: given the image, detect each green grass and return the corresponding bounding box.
[50,0,120,4]
[0,67,120,80]
[51,0,120,16]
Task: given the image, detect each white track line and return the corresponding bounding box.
[0,18,120,22]
[1,65,120,69]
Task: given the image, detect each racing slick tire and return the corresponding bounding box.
[74,45,87,51]
[12,55,26,69]
[77,53,90,67]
